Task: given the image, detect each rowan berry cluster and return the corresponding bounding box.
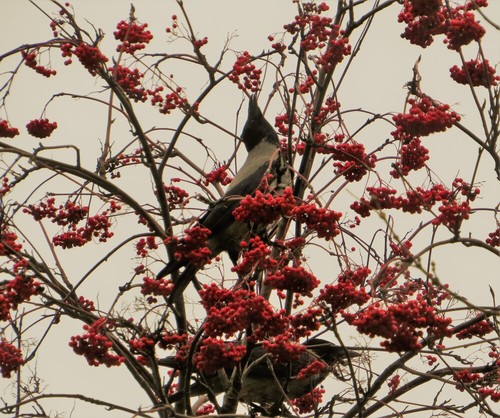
[165,226,212,268]
[456,319,493,340]
[262,335,307,364]
[387,374,401,394]
[111,65,147,102]
[163,183,189,209]
[141,276,173,304]
[290,387,325,414]
[199,283,288,339]
[69,319,125,367]
[0,273,41,322]
[233,187,295,226]
[398,0,487,49]
[453,368,481,390]
[0,230,22,256]
[135,236,158,257]
[196,403,215,416]
[485,228,500,247]
[289,308,322,338]
[193,338,246,374]
[232,236,277,275]
[26,118,58,138]
[392,97,460,141]
[293,203,342,240]
[284,2,350,72]
[114,20,153,54]
[450,59,499,87]
[332,142,377,182]
[275,113,296,136]
[0,120,20,138]
[0,340,24,378]
[158,89,189,115]
[203,165,232,186]
[343,295,453,352]
[228,51,262,92]
[73,42,109,76]
[318,267,370,314]
[21,50,57,77]
[265,265,320,297]
[78,296,95,312]
[24,199,118,249]
[129,336,155,364]
[4,275,41,311]
[390,137,430,178]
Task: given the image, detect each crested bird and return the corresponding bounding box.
[158,95,291,302]
[162,338,358,415]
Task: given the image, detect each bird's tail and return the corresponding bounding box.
[157,258,184,280]
[167,263,199,304]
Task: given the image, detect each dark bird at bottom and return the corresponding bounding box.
[157,96,291,302]
[161,338,358,415]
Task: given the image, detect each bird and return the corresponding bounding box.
[157,95,291,302]
[161,338,358,415]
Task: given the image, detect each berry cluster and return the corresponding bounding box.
[4,275,41,311]
[228,51,262,92]
[24,198,118,249]
[203,165,232,186]
[199,283,288,339]
[284,2,350,72]
[232,236,277,276]
[129,336,155,365]
[289,307,322,338]
[69,319,125,367]
[22,50,56,77]
[456,319,493,340]
[26,118,58,138]
[485,228,500,247]
[293,203,342,240]
[262,335,306,364]
[265,265,320,297]
[0,273,41,321]
[141,276,173,304]
[332,142,377,182]
[392,97,460,140]
[193,338,246,374]
[233,187,295,226]
[275,113,297,136]
[0,120,20,138]
[0,339,24,378]
[318,267,370,314]
[296,359,327,380]
[165,226,212,268]
[390,137,430,178]
[352,180,478,224]
[135,236,158,257]
[343,295,453,352]
[163,183,189,210]
[114,20,153,54]
[387,374,401,394]
[453,368,481,390]
[0,229,22,256]
[450,59,499,87]
[398,0,487,49]
[290,387,325,414]
[72,42,109,76]
[111,65,147,102]
[78,296,95,312]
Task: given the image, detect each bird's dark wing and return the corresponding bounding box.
[199,161,270,235]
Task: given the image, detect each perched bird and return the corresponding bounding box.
[158,95,291,301]
[162,338,358,415]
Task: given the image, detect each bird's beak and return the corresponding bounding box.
[248,94,262,120]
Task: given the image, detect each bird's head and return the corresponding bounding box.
[305,338,360,365]
[240,95,279,152]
